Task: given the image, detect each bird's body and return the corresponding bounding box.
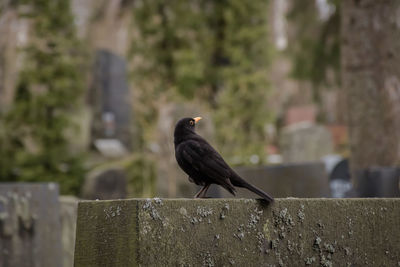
[174,117,274,202]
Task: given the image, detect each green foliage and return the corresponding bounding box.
[213,0,272,162]
[0,0,87,195]
[131,0,273,164]
[287,0,340,101]
[130,0,213,131]
[125,155,156,197]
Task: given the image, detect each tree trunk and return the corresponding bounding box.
[341,0,400,177]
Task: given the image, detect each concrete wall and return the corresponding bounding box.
[60,196,79,267]
[74,198,400,266]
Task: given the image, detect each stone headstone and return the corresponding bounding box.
[0,183,62,267]
[59,196,78,267]
[210,162,331,198]
[280,123,334,163]
[285,105,316,126]
[93,138,128,158]
[355,167,400,197]
[82,168,127,200]
[329,159,350,181]
[329,159,352,198]
[89,49,132,150]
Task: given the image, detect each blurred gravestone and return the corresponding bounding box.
[355,167,400,197]
[82,168,127,200]
[285,105,316,126]
[212,163,330,198]
[280,124,333,163]
[0,183,62,267]
[60,196,78,267]
[329,159,353,198]
[89,49,132,151]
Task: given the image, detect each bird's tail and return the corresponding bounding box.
[231,174,274,202]
[243,182,274,202]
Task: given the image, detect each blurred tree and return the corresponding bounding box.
[130,0,273,164]
[0,0,87,195]
[130,0,212,132]
[287,0,340,103]
[341,0,400,174]
[213,0,272,162]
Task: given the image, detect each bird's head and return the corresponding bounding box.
[174,117,202,142]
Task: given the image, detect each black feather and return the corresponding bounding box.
[174,117,274,202]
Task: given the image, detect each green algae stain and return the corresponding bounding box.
[263,219,271,240]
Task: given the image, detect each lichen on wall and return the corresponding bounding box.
[75,198,400,267]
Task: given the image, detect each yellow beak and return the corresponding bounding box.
[193,117,202,124]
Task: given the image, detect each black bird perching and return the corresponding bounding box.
[174,117,274,202]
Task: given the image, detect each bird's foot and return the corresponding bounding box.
[194,189,204,198]
[194,184,211,198]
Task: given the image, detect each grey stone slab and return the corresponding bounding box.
[89,49,132,149]
[355,167,400,197]
[60,196,78,267]
[280,124,333,163]
[74,198,400,267]
[210,163,330,199]
[0,183,62,267]
[82,168,127,200]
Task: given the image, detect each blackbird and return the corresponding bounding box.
[174,117,274,202]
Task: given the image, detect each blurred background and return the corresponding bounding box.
[1,1,400,266]
[0,0,399,200]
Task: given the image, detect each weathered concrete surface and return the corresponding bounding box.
[74,198,400,267]
[0,183,62,267]
[60,196,79,267]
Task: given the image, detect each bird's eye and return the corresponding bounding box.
[190,120,194,126]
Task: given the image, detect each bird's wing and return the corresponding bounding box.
[178,139,234,186]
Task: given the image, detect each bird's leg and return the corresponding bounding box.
[194,185,208,198]
[199,184,211,198]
